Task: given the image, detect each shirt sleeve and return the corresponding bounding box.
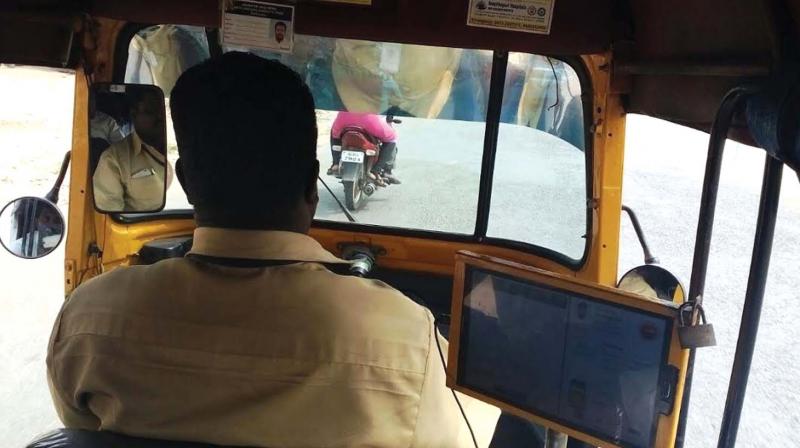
[368,115,397,142]
[108,120,126,144]
[46,299,102,430]
[331,113,344,139]
[411,311,500,447]
[93,150,126,211]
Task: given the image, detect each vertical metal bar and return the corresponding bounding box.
[205,28,223,58]
[717,155,783,448]
[23,199,37,258]
[675,85,759,447]
[474,51,508,240]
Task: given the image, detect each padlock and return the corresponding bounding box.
[677,304,717,349]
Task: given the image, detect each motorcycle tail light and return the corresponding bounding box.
[365,149,377,156]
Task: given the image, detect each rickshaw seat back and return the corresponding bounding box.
[26,428,238,448]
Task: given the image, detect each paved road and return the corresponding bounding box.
[315,115,588,260]
[2,66,799,447]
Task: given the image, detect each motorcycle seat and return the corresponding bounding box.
[341,127,379,151]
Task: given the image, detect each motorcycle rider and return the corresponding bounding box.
[327,111,400,185]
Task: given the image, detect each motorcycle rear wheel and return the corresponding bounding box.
[343,171,365,211]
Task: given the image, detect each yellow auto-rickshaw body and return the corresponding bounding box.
[1,1,793,447]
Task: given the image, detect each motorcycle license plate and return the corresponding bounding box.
[341,151,364,163]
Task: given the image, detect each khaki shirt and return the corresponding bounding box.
[48,228,497,447]
[93,131,169,212]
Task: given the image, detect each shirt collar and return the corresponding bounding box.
[188,227,349,264]
[131,130,166,164]
[130,130,146,156]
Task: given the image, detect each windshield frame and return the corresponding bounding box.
[109,23,594,269]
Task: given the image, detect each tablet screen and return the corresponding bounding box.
[458,267,673,447]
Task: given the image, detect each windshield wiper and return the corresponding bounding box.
[318,176,357,223]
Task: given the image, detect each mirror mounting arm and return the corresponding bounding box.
[45,151,72,204]
[621,204,659,264]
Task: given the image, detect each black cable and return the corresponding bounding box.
[546,57,561,131]
[75,243,104,287]
[433,319,479,448]
[76,253,99,286]
[318,176,357,223]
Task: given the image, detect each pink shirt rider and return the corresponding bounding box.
[331,112,397,143]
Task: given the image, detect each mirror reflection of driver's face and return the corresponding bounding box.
[131,92,164,150]
[36,206,62,236]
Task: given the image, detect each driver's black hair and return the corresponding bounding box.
[170,52,317,216]
[126,87,162,112]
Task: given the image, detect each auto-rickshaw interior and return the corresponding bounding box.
[2,0,800,447]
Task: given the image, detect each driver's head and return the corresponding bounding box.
[170,52,319,231]
[130,89,165,150]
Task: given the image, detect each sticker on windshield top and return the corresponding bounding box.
[467,0,556,35]
[222,0,294,53]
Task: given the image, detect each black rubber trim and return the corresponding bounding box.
[474,53,594,270]
[113,209,194,223]
[474,51,508,238]
[561,54,594,269]
[479,236,582,268]
[314,219,478,243]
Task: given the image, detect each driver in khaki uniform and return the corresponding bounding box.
[93,89,171,212]
[48,53,498,447]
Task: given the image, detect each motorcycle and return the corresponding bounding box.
[334,114,401,211]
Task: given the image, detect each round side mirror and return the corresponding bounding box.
[617,265,686,303]
[0,197,65,259]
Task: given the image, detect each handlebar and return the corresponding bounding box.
[385,106,403,125]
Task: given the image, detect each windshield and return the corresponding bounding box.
[123,26,588,261]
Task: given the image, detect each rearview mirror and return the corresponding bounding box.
[0,197,65,259]
[89,83,169,213]
[618,265,686,302]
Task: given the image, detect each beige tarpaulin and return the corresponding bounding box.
[126,26,208,96]
[332,39,462,118]
[514,53,554,129]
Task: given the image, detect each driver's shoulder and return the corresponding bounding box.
[309,266,433,323]
[63,259,185,311]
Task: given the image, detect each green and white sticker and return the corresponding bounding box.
[467,0,556,35]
